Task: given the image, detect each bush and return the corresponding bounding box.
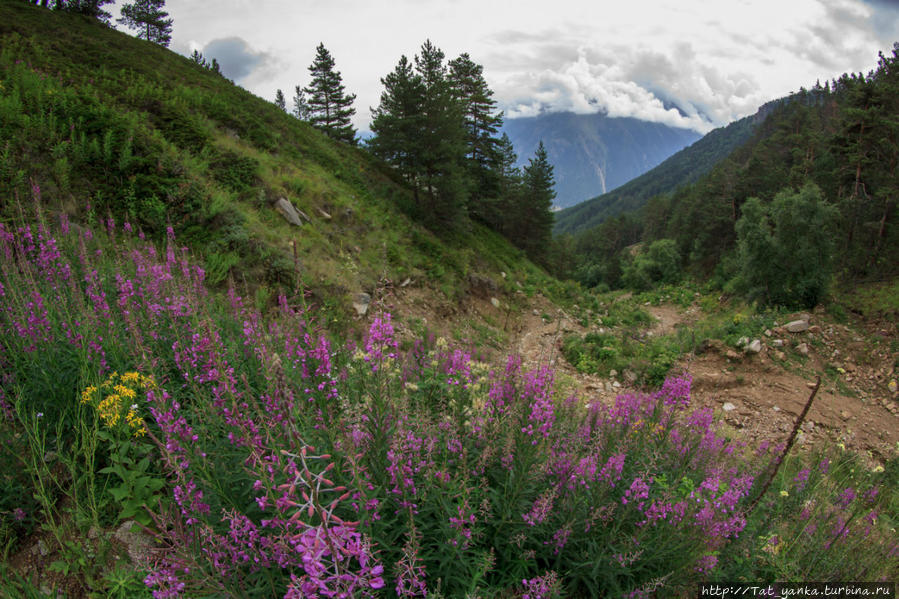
[621,239,682,291]
[733,184,838,308]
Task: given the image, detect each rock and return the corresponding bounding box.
[604,381,614,393]
[352,292,371,317]
[773,405,781,412]
[500,271,507,279]
[737,336,750,347]
[609,369,618,378]
[490,297,501,308]
[725,350,742,361]
[722,402,737,412]
[809,325,821,334]
[840,410,851,421]
[533,310,540,316]
[400,278,412,287]
[774,350,786,360]
[764,329,773,337]
[114,520,154,563]
[317,207,332,220]
[772,339,784,347]
[785,320,810,333]
[612,381,621,389]
[623,370,637,383]
[274,198,305,227]
[747,339,762,353]
[798,313,812,322]
[803,420,815,432]
[796,342,809,356]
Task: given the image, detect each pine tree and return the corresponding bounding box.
[448,53,504,205]
[303,43,357,143]
[117,0,172,46]
[292,85,311,121]
[413,40,469,226]
[210,58,221,75]
[189,49,208,68]
[274,89,286,112]
[369,55,426,188]
[516,141,556,260]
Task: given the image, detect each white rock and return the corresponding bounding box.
[747,339,762,353]
[274,198,304,227]
[722,402,737,412]
[490,297,501,308]
[352,292,371,316]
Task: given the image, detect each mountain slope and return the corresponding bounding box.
[502,111,700,209]
[0,1,553,324]
[552,103,777,235]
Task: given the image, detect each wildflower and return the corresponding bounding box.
[872,465,884,473]
[837,442,846,451]
[12,508,25,521]
[780,490,789,498]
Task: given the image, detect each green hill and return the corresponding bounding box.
[0,1,551,323]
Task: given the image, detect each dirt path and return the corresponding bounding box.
[513,298,899,462]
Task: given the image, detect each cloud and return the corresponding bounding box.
[202,36,275,83]
[493,43,766,133]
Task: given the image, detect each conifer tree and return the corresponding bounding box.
[292,85,311,121]
[448,53,504,205]
[274,89,286,112]
[303,43,357,144]
[117,0,172,46]
[210,58,221,75]
[189,49,208,68]
[412,40,469,226]
[516,141,556,260]
[369,55,426,188]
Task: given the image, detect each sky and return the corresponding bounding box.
[112,0,899,135]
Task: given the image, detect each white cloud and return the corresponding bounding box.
[126,0,898,133]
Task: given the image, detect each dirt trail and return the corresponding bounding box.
[513,298,899,462]
[385,282,898,461]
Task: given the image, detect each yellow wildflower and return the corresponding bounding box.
[780,490,789,498]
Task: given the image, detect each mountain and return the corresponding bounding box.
[552,102,779,235]
[501,111,701,209]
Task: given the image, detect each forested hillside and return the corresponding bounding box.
[567,45,899,305]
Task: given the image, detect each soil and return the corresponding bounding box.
[384,281,899,463]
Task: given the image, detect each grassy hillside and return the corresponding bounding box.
[0,1,551,324]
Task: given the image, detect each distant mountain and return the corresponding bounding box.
[502,112,701,209]
[552,102,779,235]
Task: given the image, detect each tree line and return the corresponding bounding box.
[276,40,557,262]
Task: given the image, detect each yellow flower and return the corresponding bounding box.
[872,465,885,473]
[121,372,141,385]
[780,490,789,498]
[80,385,98,404]
[837,442,846,451]
[114,384,136,400]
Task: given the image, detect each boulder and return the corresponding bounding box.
[785,320,810,333]
[352,292,371,317]
[274,198,304,227]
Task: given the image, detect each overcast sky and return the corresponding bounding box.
[113,0,898,134]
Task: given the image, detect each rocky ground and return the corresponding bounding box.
[386,281,898,464]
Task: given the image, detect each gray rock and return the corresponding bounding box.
[722,402,737,412]
[796,342,809,355]
[764,329,773,337]
[114,520,153,563]
[352,292,371,317]
[612,381,621,389]
[490,297,501,308]
[737,336,750,347]
[785,320,810,333]
[772,339,784,347]
[609,369,618,378]
[747,339,762,353]
[274,198,305,227]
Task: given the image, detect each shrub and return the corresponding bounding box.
[733,184,838,308]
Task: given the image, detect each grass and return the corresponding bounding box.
[0,1,562,330]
